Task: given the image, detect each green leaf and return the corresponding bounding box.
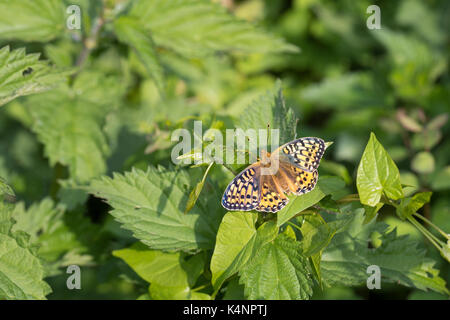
[363,203,383,224]
[0,0,65,42]
[0,201,52,299]
[210,212,278,293]
[298,214,335,257]
[0,46,70,107]
[11,198,95,265]
[114,242,207,300]
[238,80,297,151]
[411,151,435,174]
[26,71,123,182]
[396,192,432,220]
[127,0,298,58]
[239,234,313,300]
[357,132,403,206]
[89,166,224,252]
[184,162,214,214]
[277,176,345,227]
[321,211,449,294]
[114,16,165,94]
[113,242,203,287]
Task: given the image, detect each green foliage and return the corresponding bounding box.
[89,166,223,252]
[0,46,70,107]
[0,0,448,300]
[0,0,65,42]
[239,234,313,300]
[126,0,298,57]
[0,194,51,299]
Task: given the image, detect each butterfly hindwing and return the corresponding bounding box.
[278,137,325,172]
[221,164,261,211]
[255,174,289,212]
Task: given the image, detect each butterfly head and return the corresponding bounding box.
[260,149,271,166]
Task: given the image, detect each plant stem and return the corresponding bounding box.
[74,3,106,70]
[407,216,444,251]
[413,212,449,240]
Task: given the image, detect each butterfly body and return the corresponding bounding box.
[221,137,325,213]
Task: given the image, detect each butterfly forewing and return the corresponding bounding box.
[277,137,325,172]
[221,164,261,211]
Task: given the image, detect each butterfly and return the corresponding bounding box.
[221,137,325,213]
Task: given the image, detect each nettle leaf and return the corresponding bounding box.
[239,234,313,300]
[0,0,65,42]
[357,132,403,207]
[113,242,207,300]
[27,71,124,183]
[11,198,94,265]
[89,166,224,252]
[277,176,345,227]
[210,212,278,293]
[0,201,52,300]
[114,16,165,93]
[127,0,298,57]
[0,46,70,107]
[396,192,432,220]
[238,80,297,151]
[321,211,449,294]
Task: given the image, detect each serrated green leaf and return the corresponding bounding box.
[321,211,448,294]
[127,0,298,58]
[298,214,335,257]
[277,176,345,227]
[26,71,123,182]
[0,201,52,299]
[357,132,403,206]
[89,166,224,252]
[0,0,65,42]
[114,16,165,94]
[11,198,94,265]
[238,80,297,151]
[239,234,313,300]
[0,46,70,107]
[210,212,278,293]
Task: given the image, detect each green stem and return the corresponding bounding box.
[407,216,444,251]
[202,162,214,183]
[413,212,450,240]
